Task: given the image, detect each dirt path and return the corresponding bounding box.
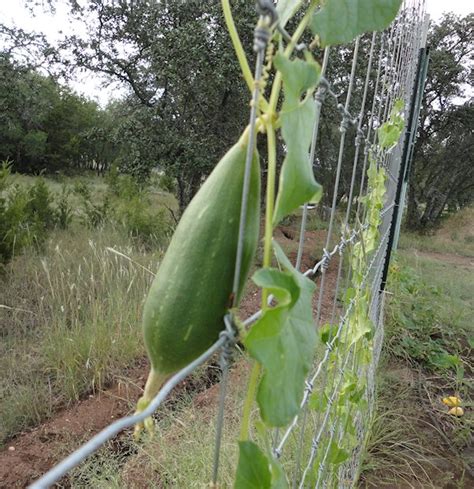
[0,362,145,488]
[0,228,337,488]
[411,249,474,269]
[0,358,226,488]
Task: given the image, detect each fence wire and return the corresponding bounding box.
[29,1,428,487]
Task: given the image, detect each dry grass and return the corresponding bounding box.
[400,207,474,257]
[0,225,161,444]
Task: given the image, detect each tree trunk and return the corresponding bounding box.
[406,183,421,230]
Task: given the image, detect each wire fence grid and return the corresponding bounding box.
[29,1,428,487]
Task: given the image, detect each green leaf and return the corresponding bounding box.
[235,441,271,489]
[345,287,356,304]
[327,441,350,465]
[244,241,317,426]
[308,391,328,412]
[276,0,304,28]
[320,323,333,344]
[252,267,301,309]
[270,457,289,489]
[341,294,373,346]
[431,353,461,370]
[311,0,403,46]
[378,99,405,149]
[273,54,322,225]
[273,53,320,107]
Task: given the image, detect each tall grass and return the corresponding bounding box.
[0,226,161,444]
[400,207,474,257]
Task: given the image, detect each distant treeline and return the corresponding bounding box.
[0,3,472,228]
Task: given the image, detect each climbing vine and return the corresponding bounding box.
[226,1,405,485]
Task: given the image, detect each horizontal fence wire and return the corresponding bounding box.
[29,1,427,487]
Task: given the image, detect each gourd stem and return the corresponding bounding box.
[133,368,168,438]
[262,121,277,305]
[239,121,276,442]
[268,2,319,113]
[239,362,261,441]
[221,0,269,112]
[141,368,168,403]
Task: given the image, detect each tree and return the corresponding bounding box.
[0,53,112,174]
[406,13,473,230]
[42,0,256,212]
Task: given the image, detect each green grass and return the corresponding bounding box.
[360,374,438,487]
[400,253,472,328]
[360,213,474,487]
[0,171,175,444]
[61,360,246,488]
[399,207,474,257]
[384,252,472,375]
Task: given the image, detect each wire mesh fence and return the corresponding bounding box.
[29,1,428,487]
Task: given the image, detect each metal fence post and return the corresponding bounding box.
[380,39,430,293]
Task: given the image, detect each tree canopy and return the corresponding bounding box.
[407,13,473,229]
[1,4,472,224]
[0,53,113,173]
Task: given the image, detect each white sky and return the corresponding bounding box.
[0,0,472,106]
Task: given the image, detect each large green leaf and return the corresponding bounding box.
[311,0,403,46]
[245,241,317,426]
[273,53,322,226]
[235,441,271,489]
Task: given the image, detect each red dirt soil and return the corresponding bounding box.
[0,362,145,488]
[0,228,338,488]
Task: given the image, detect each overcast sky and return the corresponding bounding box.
[1,0,472,106]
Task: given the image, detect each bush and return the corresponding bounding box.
[114,192,170,247]
[156,172,176,194]
[73,180,110,228]
[0,162,56,264]
[55,185,74,229]
[26,178,56,229]
[104,170,171,245]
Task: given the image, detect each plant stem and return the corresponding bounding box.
[269,2,319,112]
[238,0,318,444]
[238,121,277,442]
[221,0,268,112]
[262,121,277,305]
[239,362,261,441]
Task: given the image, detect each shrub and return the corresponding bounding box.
[26,178,56,229]
[73,180,110,228]
[55,185,74,229]
[114,193,170,247]
[156,172,176,194]
[0,162,56,264]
